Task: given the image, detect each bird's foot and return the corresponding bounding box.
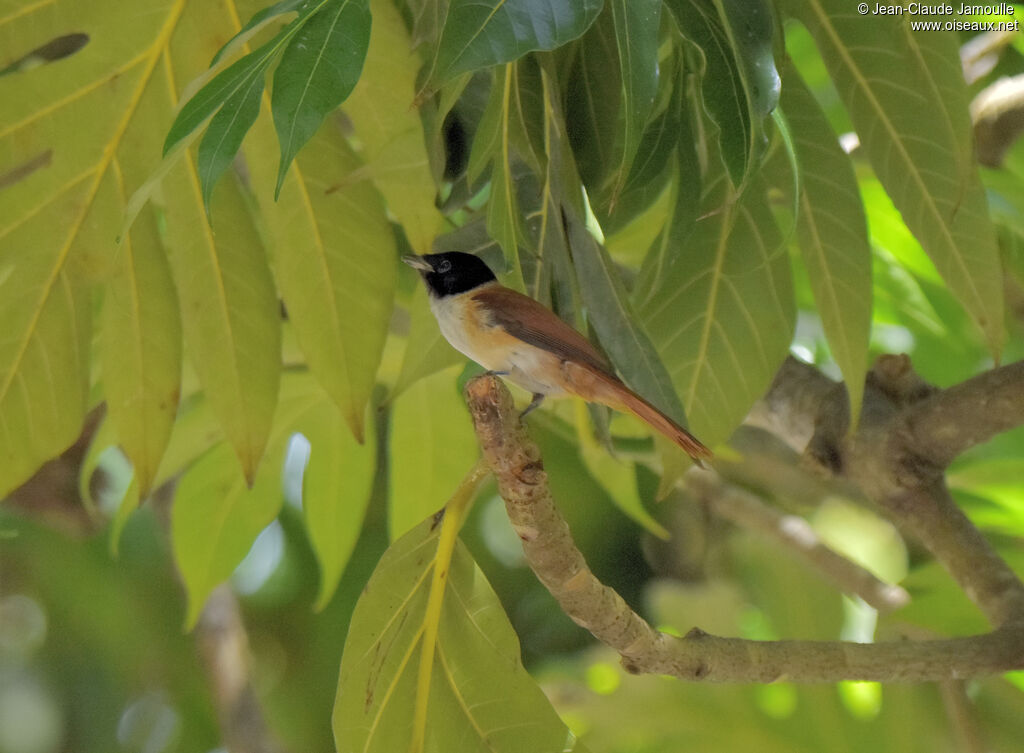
[519,393,545,419]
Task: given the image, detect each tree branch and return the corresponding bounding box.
[196,586,285,753]
[687,472,909,613]
[757,356,1024,627]
[898,360,1024,469]
[465,375,1024,683]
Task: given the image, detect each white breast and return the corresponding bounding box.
[427,292,567,397]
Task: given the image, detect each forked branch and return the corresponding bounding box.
[464,374,1024,683]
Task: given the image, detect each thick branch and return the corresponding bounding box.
[465,375,1024,683]
[899,360,1024,469]
[755,357,1024,627]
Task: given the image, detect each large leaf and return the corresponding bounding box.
[158,167,281,484]
[713,0,779,173]
[197,64,267,211]
[566,10,622,195]
[271,0,372,193]
[344,0,444,253]
[605,0,661,206]
[639,182,795,446]
[388,367,478,540]
[786,1,1004,356]
[245,113,396,441]
[301,398,377,611]
[664,0,750,185]
[101,205,183,498]
[780,65,871,425]
[569,221,689,431]
[432,0,605,84]
[210,0,308,66]
[334,517,580,753]
[0,0,194,498]
[171,373,324,628]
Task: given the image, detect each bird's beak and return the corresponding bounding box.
[402,255,432,272]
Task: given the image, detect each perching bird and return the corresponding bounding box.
[403,252,712,464]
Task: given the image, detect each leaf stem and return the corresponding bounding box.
[409,458,490,753]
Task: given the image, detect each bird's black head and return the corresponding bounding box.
[402,252,496,297]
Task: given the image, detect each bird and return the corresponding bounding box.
[403,252,712,464]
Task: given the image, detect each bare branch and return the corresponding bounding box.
[464,375,1024,683]
[687,473,909,613]
[196,586,285,753]
[754,356,1024,627]
[898,360,1024,469]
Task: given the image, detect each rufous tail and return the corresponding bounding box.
[616,387,712,466]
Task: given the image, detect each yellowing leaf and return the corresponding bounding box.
[301,399,377,611]
[388,367,478,540]
[343,0,444,253]
[246,114,396,441]
[158,168,281,484]
[171,372,323,627]
[102,204,183,497]
[334,517,579,753]
[0,0,288,494]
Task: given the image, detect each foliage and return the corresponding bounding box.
[2,0,1024,752]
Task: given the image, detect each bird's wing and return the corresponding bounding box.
[472,286,617,378]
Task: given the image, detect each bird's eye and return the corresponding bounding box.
[437,259,452,274]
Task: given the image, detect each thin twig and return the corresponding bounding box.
[465,375,1024,683]
[938,680,988,753]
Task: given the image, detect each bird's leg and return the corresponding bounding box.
[519,393,545,419]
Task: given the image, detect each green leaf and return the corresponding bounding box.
[272,0,372,195]
[388,367,478,540]
[0,225,91,498]
[639,182,795,446]
[433,0,605,84]
[664,0,749,185]
[566,10,621,194]
[334,518,579,753]
[158,168,281,484]
[343,0,444,253]
[301,399,377,611]
[245,114,396,441]
[569,220,689,430]
[150,394,223,492]
[780,65,870,426]
[171,373,323,628]
[0,0,279,496]
[466,68,504,186]
[787,1,1005,356]
[163,37,279,156]
[211,0,308,66]
[602,54,688,234]
[197,64,266,211]
[713,0,780,171]
[579,440,668,539]
[173,442,284,629]
[102,205,183,497]
[606,0,662,206]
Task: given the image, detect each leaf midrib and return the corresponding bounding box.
[0,0,188,416]
[804,0,984,312]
